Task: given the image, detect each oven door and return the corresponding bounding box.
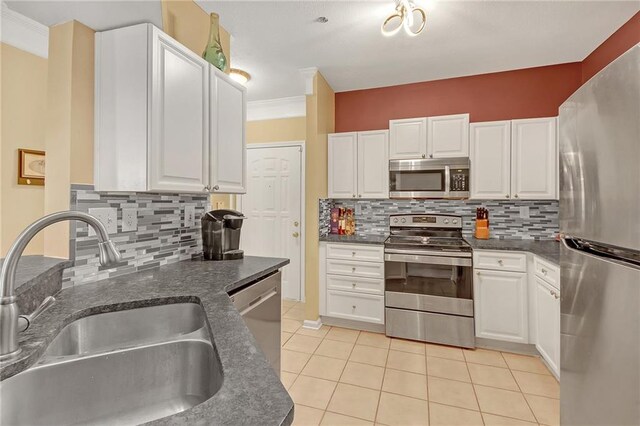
[384,252,473,317]
[389,160,448,198]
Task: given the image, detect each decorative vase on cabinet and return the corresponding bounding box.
[203,13,227,72]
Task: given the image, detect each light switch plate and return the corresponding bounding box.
[519,206,530,219]
[88,207,117,236]
[122,208,138,232]
[184,205,196,228]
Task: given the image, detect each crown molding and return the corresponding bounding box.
[247,96,306,122]
[299,67,318,96]
[0,2,49,58]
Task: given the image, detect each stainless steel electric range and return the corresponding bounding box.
[384,214,475,348]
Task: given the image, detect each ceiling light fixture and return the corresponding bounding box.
[229,68,251,85]
[381,0,427,37]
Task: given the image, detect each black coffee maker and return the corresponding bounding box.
[201,209,246,260]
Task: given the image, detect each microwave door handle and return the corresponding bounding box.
[444,166,451,197]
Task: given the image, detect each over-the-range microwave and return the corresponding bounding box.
[389,157,470,199]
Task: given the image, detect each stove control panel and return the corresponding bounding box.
[389,214,463,229]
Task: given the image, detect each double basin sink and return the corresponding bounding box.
[0,303,222,425]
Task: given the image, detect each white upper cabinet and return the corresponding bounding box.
[357,130,389,199]
[511,117,558,199]
[210,68,247,193]
[149,29,209,192]
[328,133,358,198]
[470,121,511,200]
[389,118,427,159]
[428,114,470,158]
[328,131,389,199]
[95,24,245,194]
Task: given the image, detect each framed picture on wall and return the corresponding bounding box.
[18,149,45,186]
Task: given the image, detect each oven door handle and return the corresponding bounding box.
[385,252,472,267]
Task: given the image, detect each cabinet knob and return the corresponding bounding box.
[476,271,480,276]
[554,293,560,300]
[352,252,356,256]
[352,283,356,288]
[421,154,426,158]
[506,194,510,199]
[541,268,548,275]
[498,259,504,266]
[212,185,220,191]
[204,185,211,192]
[514,194,519,199]
[358,194,362,198]
[429,154,433,158]
[294,221,299,227]
[352,194,356,198]
[352,305,356,310]
[352,267,356,272]
[292,232,299,238]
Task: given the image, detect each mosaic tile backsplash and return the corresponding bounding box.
[319,199,559,240]
[63,185,209,286]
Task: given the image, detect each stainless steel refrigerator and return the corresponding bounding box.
[559,44,640,425]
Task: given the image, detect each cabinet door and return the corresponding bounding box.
[535,276,560,376]
[474,269,528,343]
[511,117,557,199]
[470,121,511,199]
[427,114,470,158]
[389,118,427,160]
[357,130,389,199]
[328,133,358,198]
[210,69,247,193]
[149,29,209,192]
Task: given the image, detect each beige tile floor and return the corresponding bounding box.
[281,300,559,426]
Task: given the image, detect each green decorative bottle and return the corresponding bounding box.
[203,13,227,72]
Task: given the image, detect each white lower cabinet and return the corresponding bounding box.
[320,243,385,325]
[474,268,529,343]
[326,290,385,324]
[534,265,561,377]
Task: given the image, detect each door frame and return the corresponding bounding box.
[237,141,306,302]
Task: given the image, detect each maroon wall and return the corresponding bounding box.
[335,12,640,133]
[581,12,640,83]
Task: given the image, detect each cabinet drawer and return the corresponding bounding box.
[327,274,384,295]
[326,243,384,263]
[326,290,385,324]
[473,250,527,272]
[326,259,384,279]
[534,256,560,290]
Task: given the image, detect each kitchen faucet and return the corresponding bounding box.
[0,211,121,361]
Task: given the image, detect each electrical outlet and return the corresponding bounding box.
[519,206,530,219]
[184,205,196,227]
[122,208,138,232]
[88,207,117,236]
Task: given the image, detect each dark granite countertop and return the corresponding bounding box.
[0,255,72,291]
[0,256,293,426]
[465,238,560,265]
[319,234,388,245]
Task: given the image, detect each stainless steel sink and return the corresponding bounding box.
[0,303,222,425]
[44,302,207,357]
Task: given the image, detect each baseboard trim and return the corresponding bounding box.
[302,318,323,330]
[475,337,539,355]
[321,316,385,333]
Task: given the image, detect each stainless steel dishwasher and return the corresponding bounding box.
[230,271,282,375]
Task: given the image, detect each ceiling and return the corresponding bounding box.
[6,1,639,102]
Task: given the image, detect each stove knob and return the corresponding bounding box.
[393,218,399,223]
[453,219,458,224]
[444,219,449,224]
[401,218,406,223]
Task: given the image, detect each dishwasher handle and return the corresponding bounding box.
[230,271,282,315]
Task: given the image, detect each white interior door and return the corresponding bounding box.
[238,145,303,301]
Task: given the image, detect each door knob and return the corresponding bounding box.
[292,232,299,238]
